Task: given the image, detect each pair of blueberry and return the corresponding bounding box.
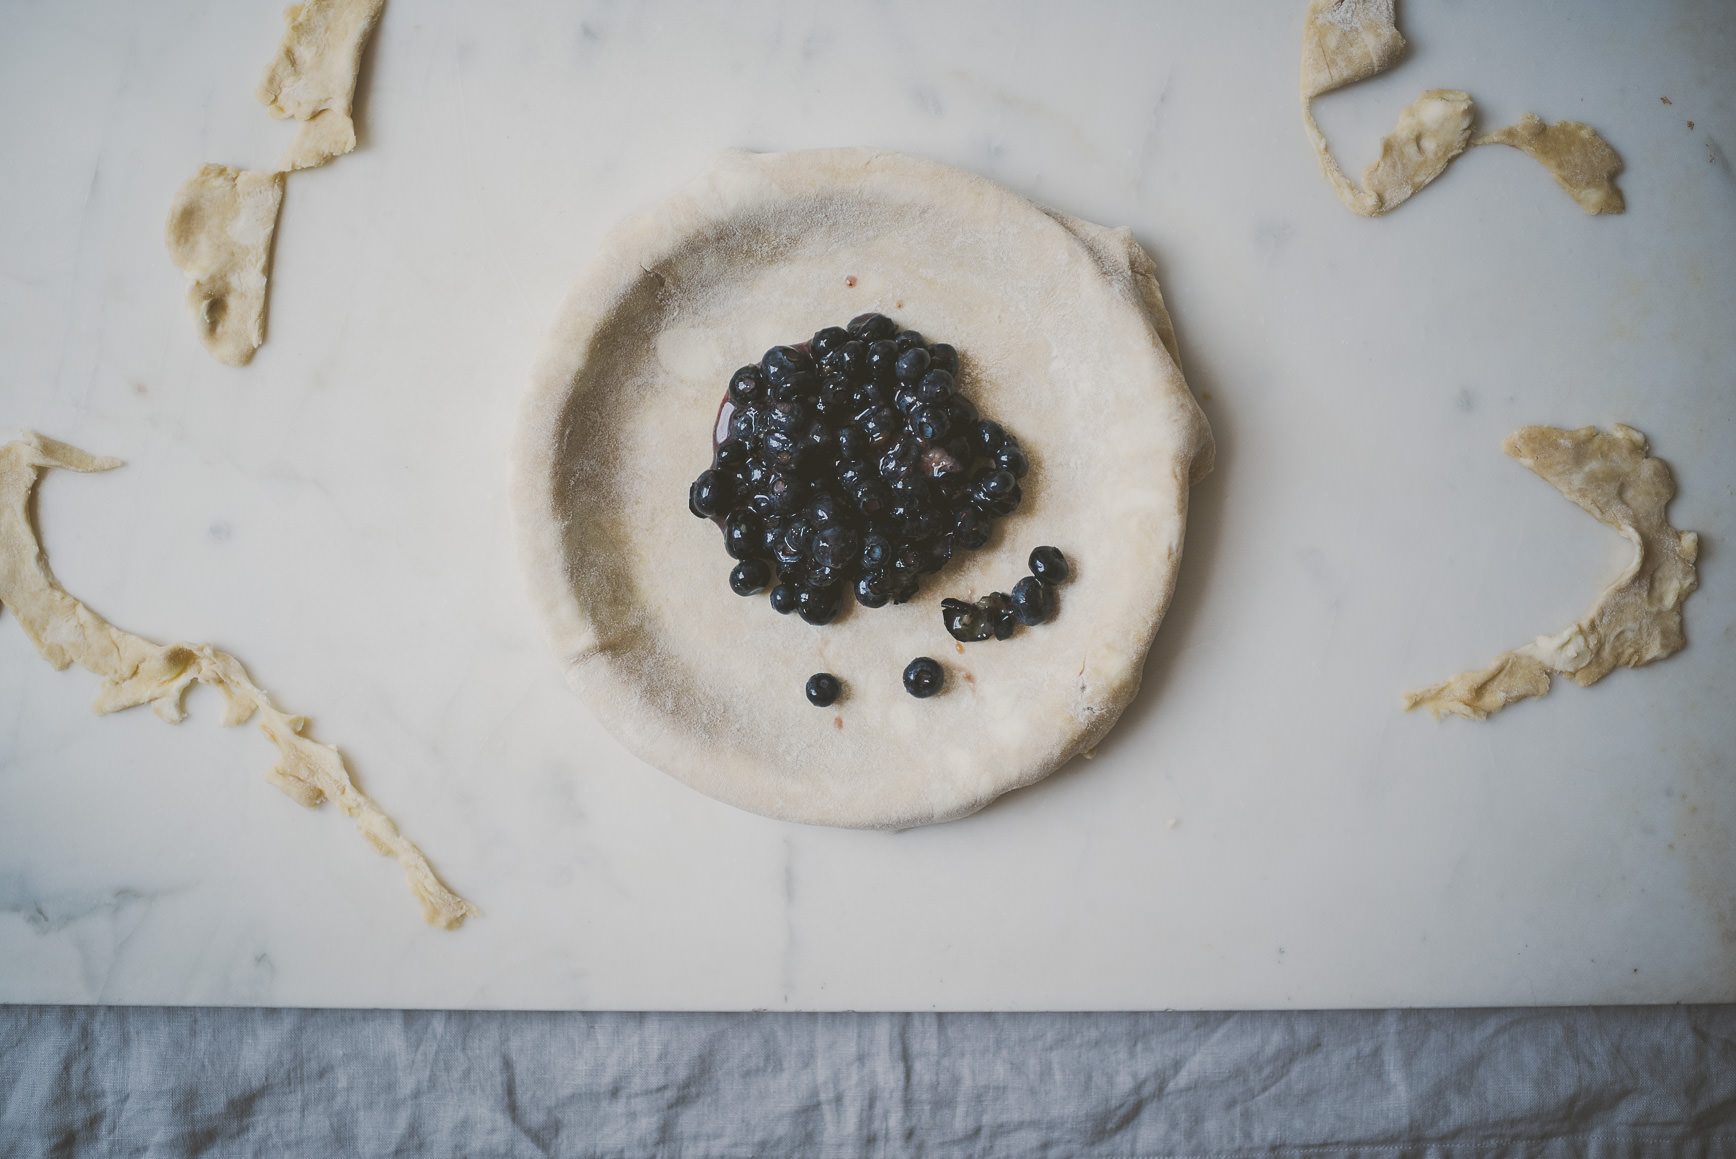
[804,657,943,707]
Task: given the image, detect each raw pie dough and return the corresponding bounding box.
[1404,425,1698,721]
[257,0,387,172]
[0,433,476,929]
[165,0,384,365]
[512,148,1213,830]
[1300,0,1625,217]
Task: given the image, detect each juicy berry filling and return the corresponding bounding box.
[693,314,1025,621]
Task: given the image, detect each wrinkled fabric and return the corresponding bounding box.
[1,1006,1731,1157]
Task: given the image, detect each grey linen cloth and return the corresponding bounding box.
[2,1006,1732,1157]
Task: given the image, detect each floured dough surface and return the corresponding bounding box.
[1475,114,1626,215]
[1299,0,1624,217]
[164,165,285,367]
[0,433,476,929]
[256,0,387,172]
[1405,425,1698,721]
[513,148,1213,830]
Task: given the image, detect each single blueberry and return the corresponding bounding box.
[810,525,859,570]
[806,672,842,707]
[796,585,841,625]
[810,327,850,359]
[689,469,727,518]
[835,424,870,463]
[954,506,991,550]
[851,480,892,519]
[728,406,760,445]
[714,437,751,470]
[867,340,900,381]
[730,559,771,596]
[926,343,959,375]
[909,403,951,443]
[893,330,926,353]
[759,429,799,472]
[728,365,765,406]
[893,385,922,415]
[835,457,871,492]
[769,582,800,615]
[978,592,1017,640]
[854,570,891,608]
[773,370,819,402]
[894,346,931,383]
[805,563,844,589]
[918,534,954,575]
[723,509,762,561]
[859,531,894,571]
[994,444,1029,478]
[848,312,897,342]
[760,345,812,383]
[972,419,1007,456]
[1028,545,1069,584]
[917,368,954,404]
[948,395,978,431]
[902,656,944,698]
[941,597,992,643]
[1010,575,1056,625]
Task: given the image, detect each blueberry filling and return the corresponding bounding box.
[806,672,842,707]
[902,656,945,698]
[693,315,1026,621]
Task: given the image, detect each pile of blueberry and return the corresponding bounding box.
[941,546,1070,643]
[688,313,1027,625]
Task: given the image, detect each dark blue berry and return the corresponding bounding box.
[810,524,859,570]
[854,570,890,608]
[769,582,800,615]
[978,592,1016,640]
[835,424,870,463]
[723,509,762,560]
[1028,546,1069,584]
[893,330,926,353]
[760,345,812,383]
[885,568,921,604]
[867,340,900,381]
[902,657,944,698]
[806,672,842,707]
[810,326,850,359]
[918,535,953,574]
[773,520,813,569]
[796,585,840,625]
[917,369,954,404]
[714,437,750,470]
[728,406,760,445]
[851,480,891,519]
[1010,575,1055,625]
[909,403,951,442]
[926,343,959,375]
[948,395,978,431]
[972,419,1006,455]
[893,385,922,415]
[805,563,844,589]
[848,312,896,342]
[728,365,765,405]
[994,444,1028,478]
[730,559,771,595]
[773,370,818,402]
[859,532,893,570]
[894,346,930,383]
[954,506,991,549]
[690,470,727,518]
[941,597,991,643]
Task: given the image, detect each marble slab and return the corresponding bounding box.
[1,0,1732,1009]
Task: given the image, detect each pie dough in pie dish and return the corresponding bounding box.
[512,148,1213,830]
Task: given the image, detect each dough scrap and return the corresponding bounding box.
[0,433,476,929]
[256,0,387,172]
[164,165,285,367]
[1404,425,1698,721]
[1475,114,1626,215]
[1298,0,1625,217]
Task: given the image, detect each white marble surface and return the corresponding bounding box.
[1,0,1732,1010]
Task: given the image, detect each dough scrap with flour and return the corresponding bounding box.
[1404,425,1698,721]
[164,165,285,368]
[256,0,387,172]
[0,433,476,929]
[1299,0,1624,217]
[513,148,1213,830]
